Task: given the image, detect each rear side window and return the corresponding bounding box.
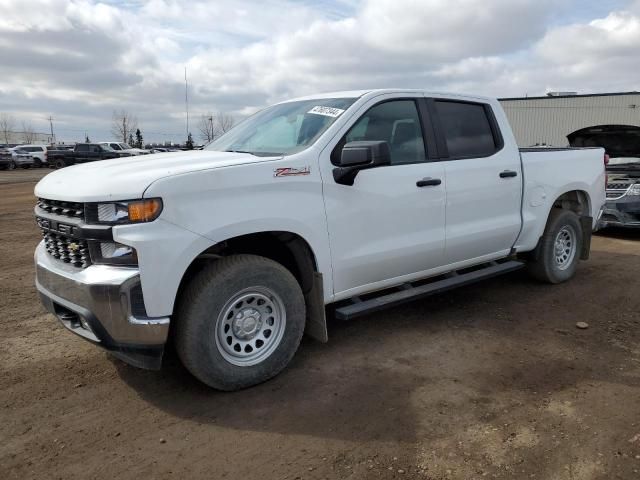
[435,101,498,158]
[76,144,88,152]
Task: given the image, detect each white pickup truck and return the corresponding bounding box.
[34,89,606,390]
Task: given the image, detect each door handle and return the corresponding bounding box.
[499,170,518,178]
[416,177,442,187]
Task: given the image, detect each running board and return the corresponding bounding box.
[334,260,525,321]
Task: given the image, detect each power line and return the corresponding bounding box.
[48,115,55,143]
[185,66,189,139]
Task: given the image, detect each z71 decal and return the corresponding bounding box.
[274,166,311,177]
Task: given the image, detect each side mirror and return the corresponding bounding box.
[333,141,391,185]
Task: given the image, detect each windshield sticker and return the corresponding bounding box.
[307,106,345,118]
[274,166,311,177]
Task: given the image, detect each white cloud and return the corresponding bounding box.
[0,0,639,142]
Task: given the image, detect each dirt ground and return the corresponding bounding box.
[1,169,639,480]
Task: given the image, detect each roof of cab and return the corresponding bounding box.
[281,88,496,104]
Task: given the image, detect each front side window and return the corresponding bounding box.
[435,101,497,158]
[206,98,356,157]
[76,144,88,152]
[110,143,121,150]
[342,100,426,165]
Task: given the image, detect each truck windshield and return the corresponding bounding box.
[205,98,356,156]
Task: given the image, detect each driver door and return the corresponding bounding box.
[320,96,447,299]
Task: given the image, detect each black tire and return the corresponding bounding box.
[527,209,583,284]
[34,159,42,168]
[54,159,67,169]
[21,165,30,169]
[8,161,16,170]
[175,254,306,391]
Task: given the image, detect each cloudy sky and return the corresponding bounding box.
[1,0,639,143]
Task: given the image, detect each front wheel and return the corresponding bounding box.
[175,254,306,391]
[8,161,16,170]
[527,209,583,284]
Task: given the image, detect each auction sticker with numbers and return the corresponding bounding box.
[307,106,346,118]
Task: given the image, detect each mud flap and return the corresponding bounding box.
[579,216,593,260]
[304,272,328,343]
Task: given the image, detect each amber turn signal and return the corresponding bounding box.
[127,198,163,222]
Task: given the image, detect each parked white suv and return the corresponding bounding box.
[99,142,148,156]
[34,89,606,390]
[11,145,48,167]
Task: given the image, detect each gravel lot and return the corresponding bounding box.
[1,169,639,480]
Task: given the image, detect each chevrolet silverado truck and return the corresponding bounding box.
[34,89,607,390]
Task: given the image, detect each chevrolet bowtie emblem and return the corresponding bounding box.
[68,242,79,252]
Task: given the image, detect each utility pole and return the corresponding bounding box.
[209,115,214,141]
[184,67,190,142]
[48,115,55,144]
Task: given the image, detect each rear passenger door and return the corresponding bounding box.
[429,99,522,265]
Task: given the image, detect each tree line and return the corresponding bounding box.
[1,109,235,148]
[0,113,38,144]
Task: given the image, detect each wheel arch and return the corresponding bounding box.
[550,189,592,217]
[174,230,328,343]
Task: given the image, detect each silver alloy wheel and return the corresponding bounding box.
[554,225,577,270]
[215,286,286,366]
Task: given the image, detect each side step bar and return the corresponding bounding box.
[334,260,525,321]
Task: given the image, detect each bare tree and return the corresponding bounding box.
[214,112,234,137]
[198,114,215,143]
[111,110,138,144]
[197,112,235,143]
[22,121,36,144]
[0,113,15,144]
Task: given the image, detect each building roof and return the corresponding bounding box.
[499,91,640,101]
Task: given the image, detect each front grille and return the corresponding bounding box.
[607,182,630,190]
[606,181,632,200]
[37,198,85,220]
[41,231,91,268]
[606,190,627,199]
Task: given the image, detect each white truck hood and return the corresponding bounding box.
[35,150,279,202]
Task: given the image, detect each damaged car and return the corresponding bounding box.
[601,157,640,229]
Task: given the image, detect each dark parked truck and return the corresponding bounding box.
[601,157,640,228]
[49,143,130,169]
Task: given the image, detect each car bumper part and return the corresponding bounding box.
[35,241,170,369]
[599,198,640,228]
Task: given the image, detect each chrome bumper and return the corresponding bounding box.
[35,241,169,369]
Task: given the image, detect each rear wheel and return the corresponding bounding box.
[34,159,42,168]
[527,209,583,284]
[175,254,306,391]
[54,159,67,169]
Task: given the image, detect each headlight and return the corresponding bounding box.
[91,198,162,224]
[89,241,138,266]
[628,184,640,196]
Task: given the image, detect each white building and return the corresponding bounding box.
[499,92,640,156]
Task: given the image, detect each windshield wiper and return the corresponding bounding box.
[224,149,257,156]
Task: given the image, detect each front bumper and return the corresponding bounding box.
[599,197,640,228]
[35,241,170,369]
